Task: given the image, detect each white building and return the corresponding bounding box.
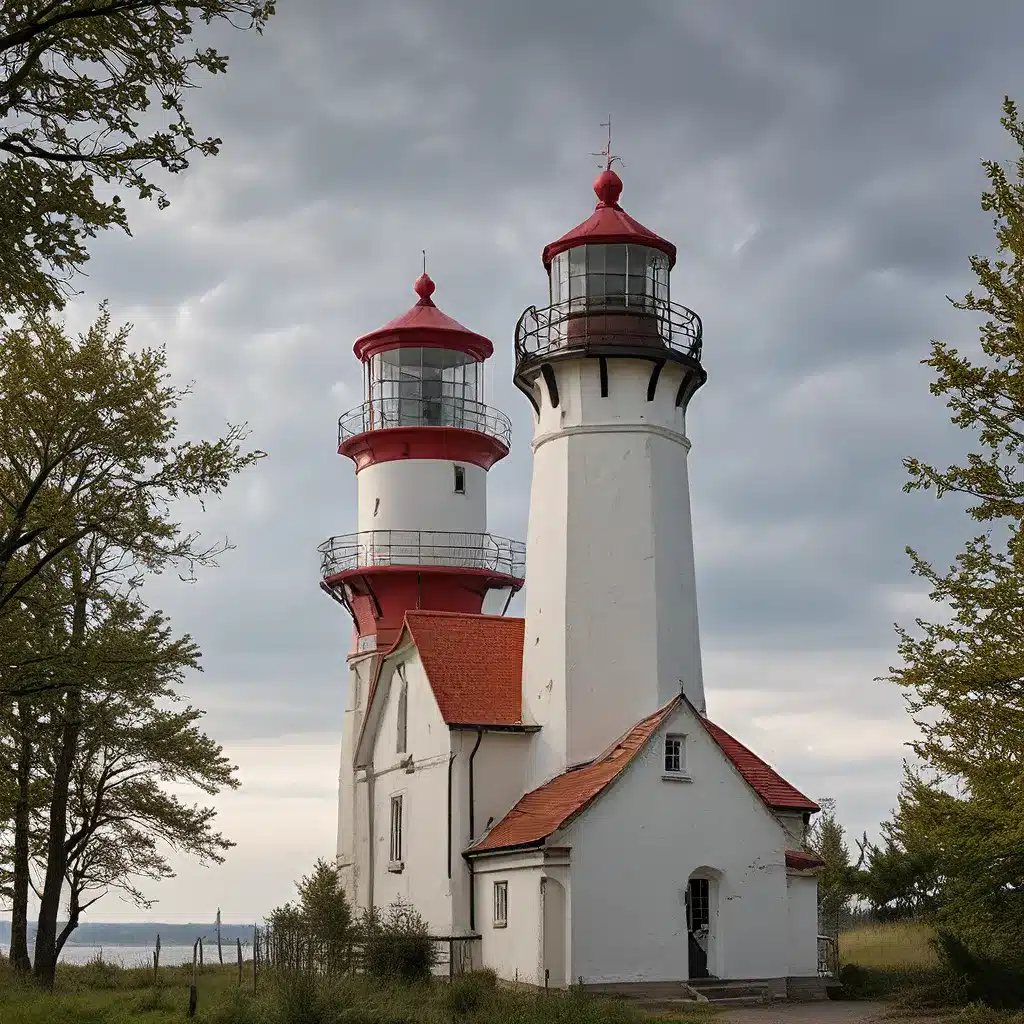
[319,165,826,1000]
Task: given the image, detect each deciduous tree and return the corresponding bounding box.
[885,96,1024,960]
[0,1,275,314]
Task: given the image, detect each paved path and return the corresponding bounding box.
[718,1002,945,1024]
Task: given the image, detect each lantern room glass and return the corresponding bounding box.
[549,244,669,313]
[366,347,482,429]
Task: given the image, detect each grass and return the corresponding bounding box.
[0,957,718,1024]
[840,920,940,971]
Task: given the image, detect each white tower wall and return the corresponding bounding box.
[357,459,487,534]
[521,355,705,789]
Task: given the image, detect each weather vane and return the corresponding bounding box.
[590,115,622,171]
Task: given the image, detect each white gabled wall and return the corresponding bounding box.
[365,650,455,934]
[563,703,802,984]
[521,355,705,789]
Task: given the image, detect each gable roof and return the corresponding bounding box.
[702,719,819,812]
[404,610,526,727]
[468,697,819,855]
[468,697,680,854]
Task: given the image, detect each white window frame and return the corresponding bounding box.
[493,880,508,928]
[389,794,404,869]
[663,734,690,781]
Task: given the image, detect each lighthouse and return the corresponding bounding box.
[515,163,707,788]
[320,271,525,903]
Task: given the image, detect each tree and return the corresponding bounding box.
[807,797,851,938]
[884,96,1024,960]
[0,304,265,681]
[0,1,276,315]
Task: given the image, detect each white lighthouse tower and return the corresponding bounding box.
[320,271,525,903]
[516,162,707,788]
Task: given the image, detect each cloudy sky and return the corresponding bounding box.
[14,0,1024,926]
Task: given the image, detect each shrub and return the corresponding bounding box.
[446,970,499,1016]
[932,931,1024,1010]
[359,899,437,983]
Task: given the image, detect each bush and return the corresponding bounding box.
[446,970,498,1016]
[932,931,1024,1010]
[359,899,437,983]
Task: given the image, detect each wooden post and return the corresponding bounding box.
[198,935,204,968]
[237,937,243,986]
[188,938,199,1018]
[217,907,224,965]
[153,933,161,985]
[253,925,258,995]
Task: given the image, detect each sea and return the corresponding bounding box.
[2,943,248,967]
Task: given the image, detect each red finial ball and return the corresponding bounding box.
[594,167,623,206]
[414,272,436,303]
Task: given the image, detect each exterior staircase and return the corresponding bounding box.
[585,978,783,1011]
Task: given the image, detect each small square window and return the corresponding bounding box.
[453,464,466,494]
[493,881,508,928]
[664,735,685,774]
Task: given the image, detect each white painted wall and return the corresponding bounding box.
[786,875,820,976]
[364,651,455,934]
[338,651,376,907]
[357,459,486,535]
[564,702,801,983]
[521,355,705,787]
[473,852,545,985]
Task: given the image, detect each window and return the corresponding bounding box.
[389,795,403,865]
[664,734,686,775]
[396,671,408,755]
[493,881,508,928]
[453,464,466,494]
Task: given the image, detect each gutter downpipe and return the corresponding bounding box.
[366,766,375,913]
[467,728,484,932]
[447,751,456,879]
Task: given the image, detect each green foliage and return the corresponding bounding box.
[807,796,850,935]
[359,899,437,983]
[932,932,1024,1010]
[884,95,1024,963]
[0,304,266,676]
[0,1,276,315]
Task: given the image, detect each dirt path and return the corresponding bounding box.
[717,1001,946,1024]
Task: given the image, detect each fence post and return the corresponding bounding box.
[153,933,161,985]
[188,938,200,1018]
[217,908,224,966]
[253,925,258,995]
[237,937,243,986]
[198,935,204,968]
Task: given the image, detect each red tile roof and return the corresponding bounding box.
[786,850,826,871]
[469,698,680,853]
[702,719,819,812]
[405,611,525,727]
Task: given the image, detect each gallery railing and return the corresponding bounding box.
[515,296,703,369]
[338,396,512,448]
[319,529,526,580]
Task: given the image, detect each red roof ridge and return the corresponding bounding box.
[469,696,680,854]
[700,717,819,812]
[404,609,525,624]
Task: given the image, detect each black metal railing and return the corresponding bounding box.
[514,297,703,369]
[338,396,512,448]
[319,529,526,580]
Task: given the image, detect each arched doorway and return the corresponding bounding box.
[685,867,722,980]
[541,876,567,988]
